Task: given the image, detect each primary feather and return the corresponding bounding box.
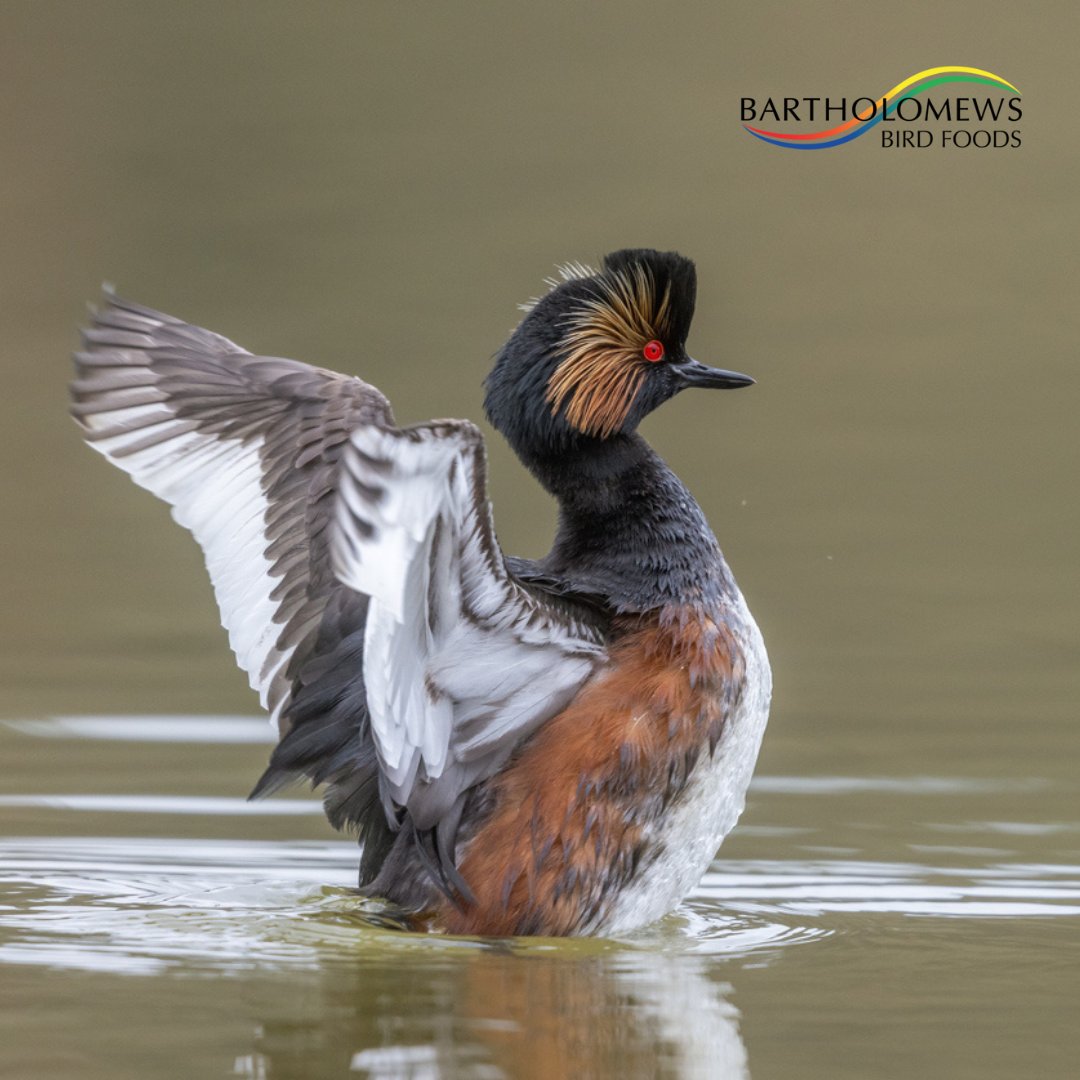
[71,293,392,733]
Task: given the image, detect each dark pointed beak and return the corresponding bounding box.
[671,358,755,390]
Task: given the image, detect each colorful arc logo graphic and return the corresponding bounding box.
[744,67,1021,149]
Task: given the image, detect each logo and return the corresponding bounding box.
[741,67,1022,150]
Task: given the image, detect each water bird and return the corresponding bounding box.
[70,248,771,936]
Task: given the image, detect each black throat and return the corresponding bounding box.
[515,434,736,615]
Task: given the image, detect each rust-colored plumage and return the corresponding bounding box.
[546,266,675,437]
[440,607,745,936]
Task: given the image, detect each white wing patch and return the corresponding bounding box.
[332,422,606,824]
[78,390,293,727]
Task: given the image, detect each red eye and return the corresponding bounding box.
[643,339,665,362]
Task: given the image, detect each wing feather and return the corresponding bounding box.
[331,422,607,828]
[73,291,610,890]
[71,292,393,733]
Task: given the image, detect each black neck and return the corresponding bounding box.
[517,434,735,614]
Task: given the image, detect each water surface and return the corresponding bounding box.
[2,718,1077,1079]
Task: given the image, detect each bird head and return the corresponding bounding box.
[484,249,752,459]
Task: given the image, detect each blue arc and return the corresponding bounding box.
[744,110,885,150]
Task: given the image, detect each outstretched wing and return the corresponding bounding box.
[70,292,393,734]
[332,421,608,832]
[72,292,610,894]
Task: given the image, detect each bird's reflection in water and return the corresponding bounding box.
[247,943,749,1079]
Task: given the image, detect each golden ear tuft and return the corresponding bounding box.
[546,266,673,437]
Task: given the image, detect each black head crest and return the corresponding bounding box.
[485,249,699,451]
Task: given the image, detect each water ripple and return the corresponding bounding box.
[0,794,321,816]
[1,835,1076,979]
[4,715,275,744]
[693,860,1080,917]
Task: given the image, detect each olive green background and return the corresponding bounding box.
[1,3,1077,1078]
